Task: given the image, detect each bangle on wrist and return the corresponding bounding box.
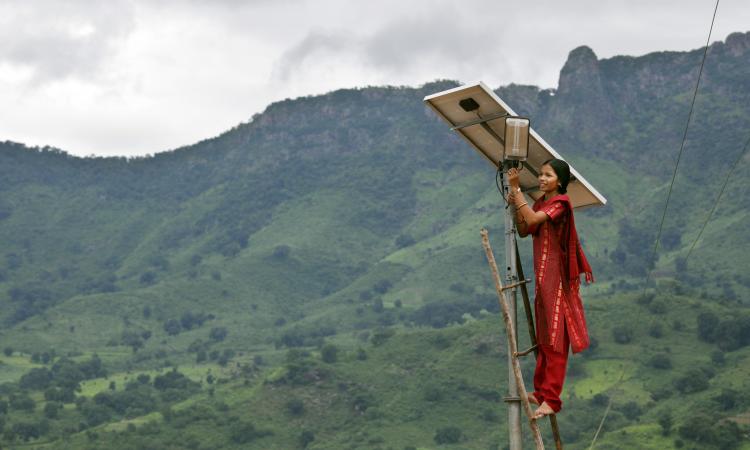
[516,202,528,210]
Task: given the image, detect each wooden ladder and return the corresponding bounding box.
[481,229,564,450]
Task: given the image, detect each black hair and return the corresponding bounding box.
[541,158,570,194]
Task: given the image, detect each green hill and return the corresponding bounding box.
[0,32,748,449]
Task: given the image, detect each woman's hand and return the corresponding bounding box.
[510,188,525,207]
[507,167,521,188]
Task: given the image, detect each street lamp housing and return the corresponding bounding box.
[504,117,529,161]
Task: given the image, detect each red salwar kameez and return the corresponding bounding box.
[526,194,593,413]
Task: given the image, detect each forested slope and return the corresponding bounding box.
[0,32,748,449]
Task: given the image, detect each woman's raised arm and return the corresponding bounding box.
[507,168,549,235]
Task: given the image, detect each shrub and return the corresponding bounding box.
[619,401,642,421]
[218,349,234,367]
[716,314,750,351]
[567,357,586,376]
[612,325,634,344]
[371,328,395,346]
[272,245,291,260]
[163,319,182,336]
[321,344,338,364]
[648,298,668,314]
[121,331,144,352]
[44,402,60,419]
[659,414,672,436]
[410,301,470,328]
[190,254,202,266]
[352,393,374,413]
[153,369,196,391]
[20,367,53,390]
[434,426,463,444]
[649,386,673,401]
[11,420,48,441]
[678,412,743,448]
[373,280,392,294]
[180,311,209,330]
[696,312,719,342]
[395,234,415,248]
[300,430,315,447]
[588,335,599,352]
[230,421,273,444]
[286,398,304,416]
[424,385,443,402]
[475,342,490,355]
[209,327,228,342]
[591,393,610,407]
[648,323,664,338]
[481,408,498,422]
[636,293,655,306]
[713,388,738,411]
[673,369,709,394]
[139,271,156,285]
[10,393,35,411]
[648,353,672,370]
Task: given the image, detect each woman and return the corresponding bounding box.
[507,159,593,420]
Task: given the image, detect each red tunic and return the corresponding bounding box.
[527,194,593,354]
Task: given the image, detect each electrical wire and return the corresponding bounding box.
[641,0,720,293]
[588,0,720,447]
[683,134,750,263]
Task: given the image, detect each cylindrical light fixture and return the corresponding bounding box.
[504,117,530,161]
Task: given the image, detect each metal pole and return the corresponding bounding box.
[502,164,523,450]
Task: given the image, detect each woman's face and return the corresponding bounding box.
[538,164,559,194]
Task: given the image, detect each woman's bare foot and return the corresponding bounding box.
[527,392,539,406]
[532,401,555,420]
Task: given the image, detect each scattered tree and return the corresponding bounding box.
[434,426,463,444]
[321,344,338,363]
[209,327,228,342]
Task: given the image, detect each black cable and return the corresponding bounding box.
[496,164,511,209]
[588,1,720,447]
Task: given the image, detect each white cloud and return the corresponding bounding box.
[0,0,135,84]
[0,0,748,156]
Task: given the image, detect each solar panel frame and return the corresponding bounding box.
[424,81,607,209]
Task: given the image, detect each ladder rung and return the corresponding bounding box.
[514,344,538,358]
[501,278,532,291]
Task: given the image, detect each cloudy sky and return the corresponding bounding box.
[0,0,747,157]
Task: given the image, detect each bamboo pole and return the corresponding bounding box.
[516,242,564,450]
[481,229,545,450]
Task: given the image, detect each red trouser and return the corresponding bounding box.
[532,319,570,413]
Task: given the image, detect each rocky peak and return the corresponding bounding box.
[724,31,750,57]
[557,46,601,96]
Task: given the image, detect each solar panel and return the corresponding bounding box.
[424,81,606,209]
